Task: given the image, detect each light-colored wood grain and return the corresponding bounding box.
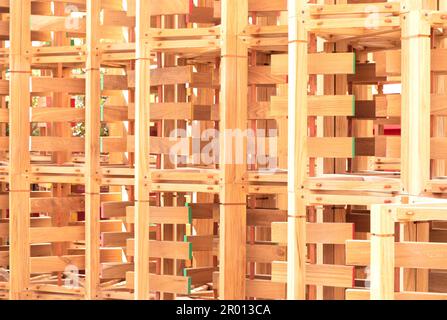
[9,0,31,301]
[85,0,101,300]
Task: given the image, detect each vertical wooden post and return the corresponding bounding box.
[9,0,31,300]
[401,0,431,194]
[287,0,308,300]
[51,2,72,281]
[400,0,431,292]
[370,205,395,300]
[134,0,151,300]
[219,0,248,300]
[85,0,101,300]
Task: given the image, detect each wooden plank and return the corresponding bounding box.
[247,244,286,263]
[30,226,85,244]
[9,0,32,300]
[101,262,133,279]
[308,137,353,158]
[30,196,85,213]
[272,261,354,288]
[101,201,134,218]
[31,78,85,94]
[126,239,192,260]
[219,0,248,300]
[394,206,447,222]
[184,267,217,287]
[85,0,101,300]
[101,232,133,247]
[213,273,286,299]
[272,53,356,75]
[346,240,447,269]
[30,255,85,273]
[374,48,447,75]
[272,222,354,245]
[126,205,192,224]
[126,272,190,295]
[346,289,447,300]
[134,0,151,301]
[247,209,287,226]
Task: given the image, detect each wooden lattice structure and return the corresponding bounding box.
[0,0,447,300]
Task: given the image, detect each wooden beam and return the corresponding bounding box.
[401,6,431,195]
[134,0,151,300]
[400,1,431,294]
[9,0,31,301]
[370,205,395,300]
[287,0,308,300]
[219,0,248,300]
[85,0,101,300]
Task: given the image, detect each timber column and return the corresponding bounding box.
[400,0,431,293]
[85,0,101,300]
[9,0,31,300]
[134,0,151,300]
[287,0,308,300]
[219,0,248,300]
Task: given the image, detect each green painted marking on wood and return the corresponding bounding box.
[185,203,192,224]
[187,276,192,295]
[182,269,192,295]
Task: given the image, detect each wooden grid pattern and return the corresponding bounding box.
[0,0,446,300]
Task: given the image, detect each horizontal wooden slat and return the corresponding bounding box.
[213,272,286,299]
[126,239,192,260]
[346,289,447,300]
[272,53,356,75]
[30,226,85,244]
[247,244,287,263]
[125,272,190,295]
[30,255,85,273]
[272,262,354,288]
[184,267,217,286]
[272,222,354,245]
[247,209,287,226]
[374,48,447,75]
[346,240,447,269]
[126,205,191,224]
[308,137,354,158]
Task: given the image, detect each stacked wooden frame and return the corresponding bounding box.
[343,0,447,299]
[279,0,447,300]
[2,0,447,301]
[2,0,222,300]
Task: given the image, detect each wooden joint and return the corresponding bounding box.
[220,55,247,59]
[288,39,308,44]
[9,70,32,74]
[371,233,395,238]
[288,215,306,219]
[401,34,431,40]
